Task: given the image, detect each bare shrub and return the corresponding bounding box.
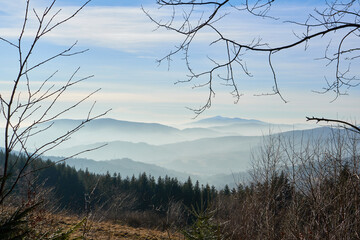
[213,129,360,239]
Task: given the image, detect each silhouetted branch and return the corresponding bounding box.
[146,0,360,114]
[0,0,109,205]
[306,116,360,134]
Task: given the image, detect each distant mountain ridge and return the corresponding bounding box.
[49,127,332,176]
[48,133,265,175]
[194,115,266,125]
[1,116,316,151]
[47,156,191,181]
[31,117,242,146]
[46,155,247,188]
[0,116,337,187]
[2,116,321,174]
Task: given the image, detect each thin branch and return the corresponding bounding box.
[146,0,360,115]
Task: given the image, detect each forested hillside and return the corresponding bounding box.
[0,151,222,228]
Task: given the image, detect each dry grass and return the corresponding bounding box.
[1,205,183,240]
[45,212,184,240]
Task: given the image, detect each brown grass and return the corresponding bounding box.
[0,206,183,240]
[44,212,184,240]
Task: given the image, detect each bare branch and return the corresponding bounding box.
[146,0,360,115]
[0,0,111,207]
[306,117,360,134]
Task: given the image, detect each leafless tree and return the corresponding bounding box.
[145,0,360,115]
[0,0,109,206]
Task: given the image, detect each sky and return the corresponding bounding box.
[0,0,359,126]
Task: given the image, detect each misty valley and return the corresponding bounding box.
[9,116,319,187]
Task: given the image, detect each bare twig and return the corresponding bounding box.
[0,0,110,206]
[145,0,360,115]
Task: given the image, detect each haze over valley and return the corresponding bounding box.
[4,116,324,187]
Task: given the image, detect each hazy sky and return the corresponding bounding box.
[0,0,359,125]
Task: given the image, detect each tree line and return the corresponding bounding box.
[0,151,227,225]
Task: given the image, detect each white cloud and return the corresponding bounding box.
[1,1,357,57]
[0,4,184,52]
[0,2,318,53]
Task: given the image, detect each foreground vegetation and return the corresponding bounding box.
[211,129,360,239]
[0,207,182,240]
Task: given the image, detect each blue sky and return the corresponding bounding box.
[0,0,359,125]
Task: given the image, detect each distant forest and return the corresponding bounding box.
[1,151,231,227]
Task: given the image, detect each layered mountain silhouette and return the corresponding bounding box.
[1,116,327,186]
